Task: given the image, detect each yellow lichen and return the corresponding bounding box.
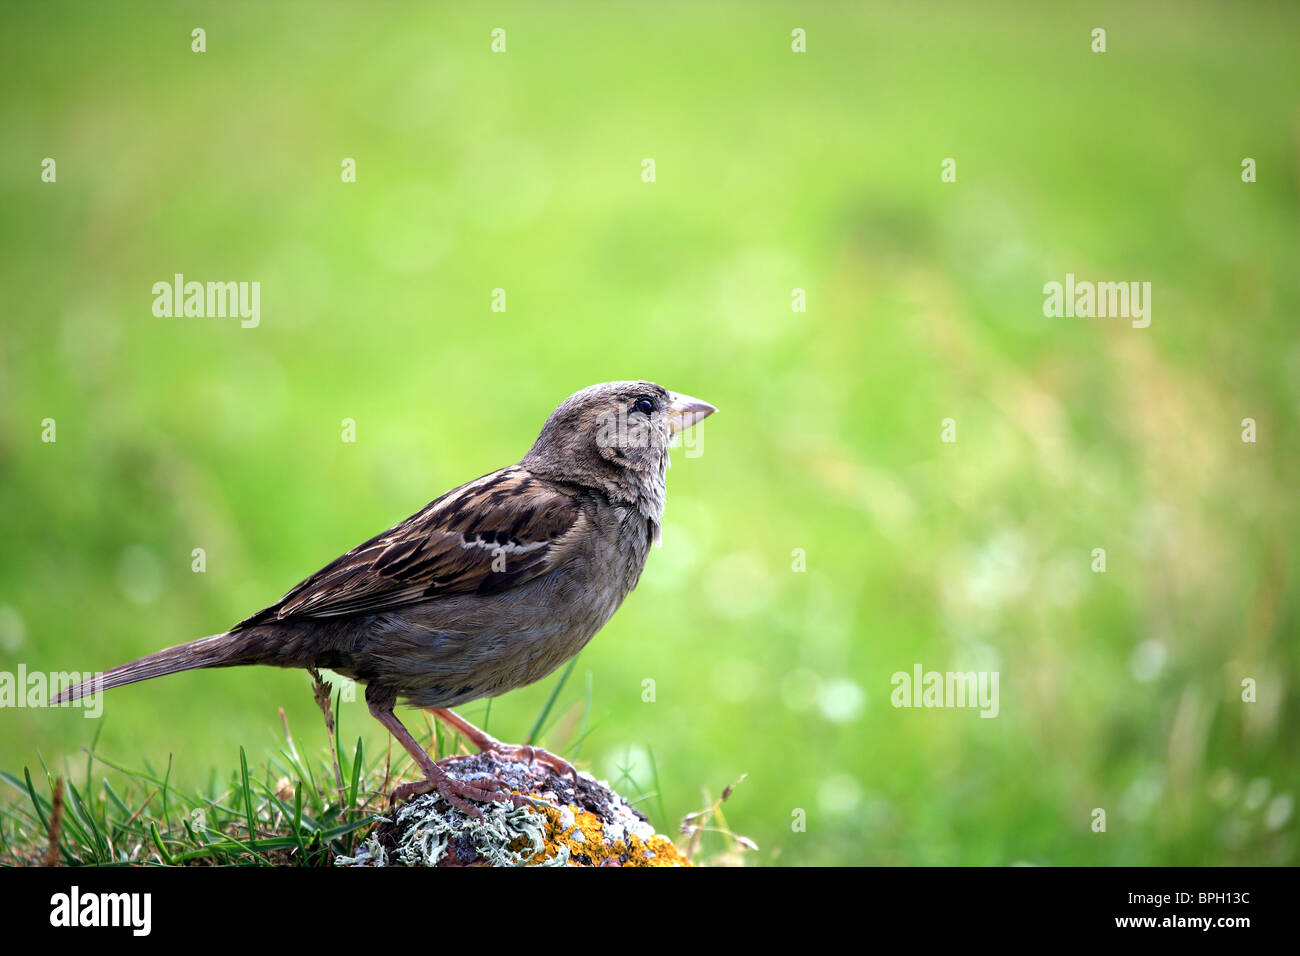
[528,803,692,867]
[622,832,692,867]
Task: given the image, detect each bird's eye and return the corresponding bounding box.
[633,397,655,415]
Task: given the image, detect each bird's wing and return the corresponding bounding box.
[236,467,587,625]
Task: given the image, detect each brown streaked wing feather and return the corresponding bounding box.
[235,468,584,626]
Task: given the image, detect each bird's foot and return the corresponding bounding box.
[471,742,580,783]
[389,763,531,817]
[426,708,580,782]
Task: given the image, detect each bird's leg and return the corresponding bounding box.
[431,707,580,782]
[366,695,525,815]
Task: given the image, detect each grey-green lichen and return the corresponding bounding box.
[336,796,569,867]
[335,752,691,867]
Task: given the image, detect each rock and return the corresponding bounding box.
[335,751,691,867]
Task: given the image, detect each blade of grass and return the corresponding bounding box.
[276,744,324,816]
[161,754,173,830]
[334,689,348,785]
[527,655,579,746]
[22,768,50,832]
[239,746,257,844]
[66,782,110,862]
[647,747,668,835]
[319,817,377,840]
[79,752,177,798]
[101,778,133,820]
[291,786,307,859]
[171,828,273,865]
[254,783,322,834]
[570,670,593,760]
[24,773,93,864]
[565,717,605,756]
[149,821,175,864]
[347,737,363,810]
[84,721,103,797]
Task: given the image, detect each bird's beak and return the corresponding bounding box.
[667,392,717,434]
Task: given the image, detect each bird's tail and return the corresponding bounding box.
[53,631,259,705]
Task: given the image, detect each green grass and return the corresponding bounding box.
[0,673,720,866]
[1,684,378,866]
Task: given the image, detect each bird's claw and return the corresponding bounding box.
[484,742,581,783]
[389,767,530,817]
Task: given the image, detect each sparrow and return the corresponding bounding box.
[54,382,716,812]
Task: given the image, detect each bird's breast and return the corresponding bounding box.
[367,497,654,707]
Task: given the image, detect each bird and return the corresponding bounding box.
[53,381,716,813]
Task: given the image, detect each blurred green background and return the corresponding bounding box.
[2,2,1297,865]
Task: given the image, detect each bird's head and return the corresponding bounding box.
[521,381,716,519]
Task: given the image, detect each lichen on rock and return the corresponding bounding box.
[335,751,690,867]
